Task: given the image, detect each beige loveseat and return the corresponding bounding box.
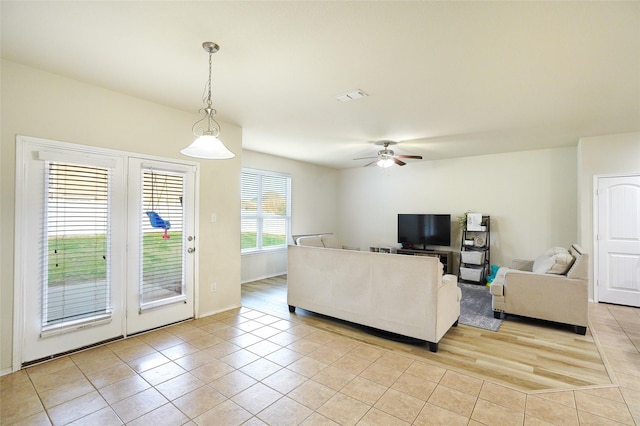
[287,243,461,352]
[490,244,589,334]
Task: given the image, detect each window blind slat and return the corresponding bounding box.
[44,162,111,328]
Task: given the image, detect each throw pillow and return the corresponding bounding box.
[532,248,575,275]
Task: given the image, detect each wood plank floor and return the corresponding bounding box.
[241,275,614,393]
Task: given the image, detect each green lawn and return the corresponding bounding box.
[241,232,286,250]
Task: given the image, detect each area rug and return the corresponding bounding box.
[459,283,502,331]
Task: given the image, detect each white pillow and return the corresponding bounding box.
[320,234,341,249]
[296,236,324,247]
[532,248,575,275]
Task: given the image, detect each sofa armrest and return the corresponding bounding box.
[511,259,533,271]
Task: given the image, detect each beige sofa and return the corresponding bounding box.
[490,244,589,334]
[287,243,461,352]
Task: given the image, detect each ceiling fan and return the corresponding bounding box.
[353,141,423,168]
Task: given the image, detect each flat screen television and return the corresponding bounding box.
[397,214,451,248]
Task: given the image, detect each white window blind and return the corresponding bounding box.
[43,162,111,332]
[241,169,291,252]
[140,169,186,309]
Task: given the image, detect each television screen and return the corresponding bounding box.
[398,214,451,247]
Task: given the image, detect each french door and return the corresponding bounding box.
[15,136,197,367]
[595,174,640,307]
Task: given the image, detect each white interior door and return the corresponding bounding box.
[596,174,640,307]
[126,159,197,334]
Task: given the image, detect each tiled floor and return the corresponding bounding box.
[1,302,639,425]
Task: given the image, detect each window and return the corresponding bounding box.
[44,161,112,332]
[241,168,291,252]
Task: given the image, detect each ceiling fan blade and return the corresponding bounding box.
[394,158,407,166]
[363,161,378,167]
[395,155,423,159]
[353,156,377,160]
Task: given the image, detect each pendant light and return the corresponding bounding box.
[181,42,235,159]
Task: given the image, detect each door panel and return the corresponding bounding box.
[126,159,197,334]
[597,175,640,307]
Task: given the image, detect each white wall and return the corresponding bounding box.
[241,150,339,283]
[337,147,579,269]
[1,60,242,371]
[577,132,640,299]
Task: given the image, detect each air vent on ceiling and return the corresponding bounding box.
[337,89,368,102]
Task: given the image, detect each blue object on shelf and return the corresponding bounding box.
[146,211,171,230]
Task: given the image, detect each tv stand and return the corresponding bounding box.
[397,248,452,274]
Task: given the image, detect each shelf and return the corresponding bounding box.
[459,215,490,284]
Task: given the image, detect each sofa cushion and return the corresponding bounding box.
[296,236,324,247]
[532,247,575,275]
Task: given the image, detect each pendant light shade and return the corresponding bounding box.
[181,41,235,159]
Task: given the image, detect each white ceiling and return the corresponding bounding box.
[2,1,639,169]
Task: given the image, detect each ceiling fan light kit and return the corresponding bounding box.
[354,140,423,168]
[181,41,235,160]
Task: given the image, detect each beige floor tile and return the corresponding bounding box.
[0,384,44,424]
[391,372,437,401]
[330,354,372,375]
[210,370,258,398]
[126,402,190,426]
[86,363,136,389]
[347,344,384,362]
[340,376,387,405]
[98,375,151,405]
[287,338,322,355]
[240,358,283,381]
[574,390,634,424]
[257,396,314,425]
[288,380,338,410]
[67,406,123,425]
[127,351,171,373]
[440,369,484,397]
[413,402,469,426]
[139,361,187,386]
[577,409,631,425]
[268,331,302,346]
[479,381,527,412]
[288,356,329,378]
[172,326,210,342]
[525,395,579,425]
[299,412,340,425]
[173,385,227,418]
[374,388,425,423]
[404,360,447,383]
[533,390,576,408]
[471,398,525,426]
[26,356,75,378]
[265,347,305,367]
[262,367,308,394]
[47,390,108,426]
[194,399,253,426]
[188,334,224,349]
[235,320,265,333]
[307,346,346,364]
[29,364,85,394]
[246,339,282,357]
[578,386,625,402]
[357,407,410,425]
[211,326,246,340]
[110,387,168,423]
[359,362,403,387]
[11,410,54,426]
[203,341,242,359]
[312,365,356,391]
[374,353,413,372]
[428,384,478,418]
[270,319,294,330]
[155,372,205,400]
[137,330,185,351]
[317,392,371,425]
[71,349,123,375]
[39,376,94,409]
[160,342,200,360]
[287,324,318,338]
[251,325,282,339]
[229,332,264,348]
[190,359,235,383]
[222,348,261,368]
[111,342,157,362]
[173,350,216,371]
[231,382,283,415]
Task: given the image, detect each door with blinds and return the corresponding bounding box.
[126,159,196,334]
[15,136,197,366]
